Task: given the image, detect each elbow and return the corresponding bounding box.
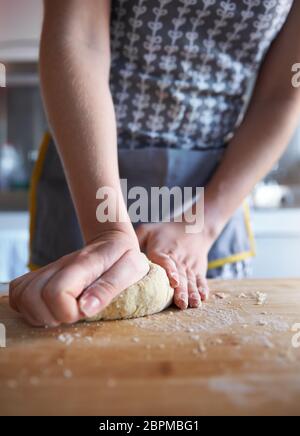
[39,20,111,80]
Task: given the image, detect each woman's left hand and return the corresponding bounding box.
[136,222,213,310]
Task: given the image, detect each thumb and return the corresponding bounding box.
[79,251,149,318]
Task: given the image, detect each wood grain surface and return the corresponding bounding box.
[0,279,300,416]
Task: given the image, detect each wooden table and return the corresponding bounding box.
[0,279,300,416]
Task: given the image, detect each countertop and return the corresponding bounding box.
[0,279,300,416]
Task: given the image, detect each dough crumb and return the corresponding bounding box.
[238,293,248,299]
[132,337,140,343]
[57,333,74,346]
[191,342,207,354]
[198,343,207,353]
[214,292,229,300]
[255,292,268,306]
[258,320,268,327]
[63,369,73,379]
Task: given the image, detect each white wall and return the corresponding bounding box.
[0,0,43,61]
[0,0,42,41]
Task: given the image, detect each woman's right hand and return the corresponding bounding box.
[9,228,149,327]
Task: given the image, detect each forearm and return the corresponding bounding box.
[40,36,132,242]
[203,0,300,242]
[204,95,300,241]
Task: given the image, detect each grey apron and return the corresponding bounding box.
[29,134,255,278]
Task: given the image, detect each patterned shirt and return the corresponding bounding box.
[109,0,294,150]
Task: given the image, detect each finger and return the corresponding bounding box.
[173,264,188,310]
[20,263,60,327]
[41,245,128,323]
[147,251,179,287]
[19,286,60,328]
[19,261,68,325]
[42,242,126,302]
[22,311,45,328]
[9,270,32,288]
[9,258,65,312]
[79,251,149,318]
[187,270,202,309]
[42,278,82,325]
[196,274,210,301]
[9,271,39,312]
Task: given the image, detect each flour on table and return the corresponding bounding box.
[57,333,74,346]
[63,369,73,379]
[214,292,229,300]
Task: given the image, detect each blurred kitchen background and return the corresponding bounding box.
[0,0,300,282]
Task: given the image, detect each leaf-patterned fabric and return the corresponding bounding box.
[109,0,294,150]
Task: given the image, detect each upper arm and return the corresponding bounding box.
[254,1,300,101]
[42,0,111,57]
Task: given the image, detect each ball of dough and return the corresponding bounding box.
[86,260,174,321]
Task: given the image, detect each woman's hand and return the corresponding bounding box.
[136,222,213,310]
[9,228,149,327]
